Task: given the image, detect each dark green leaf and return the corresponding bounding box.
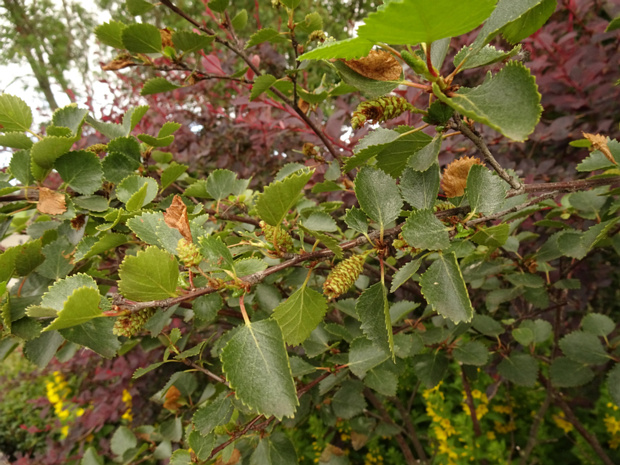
[31,136,74,170]
[454,341,489,366]
[59,317,120,358]
[1,132,33,149]
[354,167,402,229]
[208,0,228,13]
[501,0,556,44]
[466,164,509,215]
[116,175,158,210]
[402,209,449,250]
[343,207,369,235]
[550,357,594,387]
[406,135,442,172]
[127,0,155,16]
[344,128,400,172]
[608,364,620,406]
[413,352,448,388]
[497,353,538,387]
[161,162,188,190]
[23,330,63,367]
[273,285,328,346]
[250,432,298,465]
[256,168,313,226]
[559,331,610,365]
[332,380,366,419]
[245,28,287,48]
[470,224,510,248]
[582,313,615,337]
[55,150,103,195]
[348,336,389,378]
[356,282,393,358]
[206,169,237,200]
[193,392,234,435]
[400,165,440,210]
[50,104,89,137]
[122,23,162,53]
[141,77,181,96]
[454,44,522,71]
[390,259,421,293]
[199,235,234,271]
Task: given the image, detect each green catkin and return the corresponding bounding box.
[113,308,156,337]
[259,221,293,253]
[351,96,415,129]
[400,50,430,76]
[176,238,202,267]
[323,253,366,300]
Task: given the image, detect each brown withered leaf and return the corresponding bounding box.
[351,431,369,450]
[164,195,192,242]
[442,156,483,198]
[38,187,67,215]
[160,28,174,49]
[214,448,241,465]
[342,50,402,81]
[583,132,616,165]
[163,385,182,411]
[297,97,310,114]
[101,58,135,71]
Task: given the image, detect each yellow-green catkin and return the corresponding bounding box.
[351,96,415,129]
[113,308,155,337]
[176,238,202,267]
[259,221,293,253]
[323,254,366,300]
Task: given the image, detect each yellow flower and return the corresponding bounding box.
[610,434,620,449]
[122,389,133,405]
[552,411,573,434]
[58,409,70,420]
[122,410,133,422]
[492,405,513,415]
[487,431,496,441]
[76,408,85,417]
[604,415,620,435]
[60,425,69,439]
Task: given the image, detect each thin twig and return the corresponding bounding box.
[392,396,429,464]
[460,365,482,437]
[466,191,559,227]
[518,390,551,465]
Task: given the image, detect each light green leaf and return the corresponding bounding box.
[356,282,394,358]
[111,426,137,458]
[400,165,440,210]
[302,212,337,232]
[512,327,534,346]
[81,447,104,465]
[234,258,267,276]
[550,357,594,387]
[576,150,616,172]
[256,168,313,226]
[420,252,474,323]
[497,353,538,387]
[607,15,620,32]
[206,169,237,200]
[208,0,228,13]
[95,21,127,49]
[49,104,89,137]
[344,128,400,172]
[454,44,522,71]
[298,37,373,61]
[343,207,369,235]
[9,150,34,185]
[333,61,399,99]
[250,432,298,465]
[582,313,615,337]
[454,341,489,366]
[118,246,180,301]
[251,74,277,101]
[116,175,158,210]
[199,235,234,271]
[273,285,328,346]
[75,233,128,261]
[43,287,102,332]
[470,224,510,248]
[354,167,402,229]
[31,136,74,170]
[161,162,188,190]
[102,152,140,184]
[434,61,542,141]
[173,30,214,53]
[0,132,33,149]
[158,122,181,138]
[232,9,248,30]
[55,150,103,195]
[37,238,74,280]
[141,77,181,96]
[245,28,287,48]
[559,331,610,365]
[390,259,421,293]
[348,336,389,378]
[188,432,214,461]
[466,164,509,214]
[127,0,155,16]
[221,318,298,419]
[59,317,120,358]
[357,0,496,45]
[520,319,552,343]
[405,134,442,173]
[0,94,32,132]
[122,23,162,53]
[402,209,449,250]
[169,450,191,465]
[501,0,556,44]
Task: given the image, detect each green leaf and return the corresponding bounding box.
[608,364,620,406]
[31,136,74,170]
[102,152,141,183]
[141,77,181,96]
[256,168,313,226]
[158,122,182,138]
[111,426,137,458]
[302,212,337,232]
[344,128,400,172]
[273,285,328,346]
[234,258,267,276]
[281,0,300,8]
[41,287,102,332]
[95,21,127,49]
[357,0,496,45]
[470,224,510,248]
[512,327,534,346]
[221,318,298,419]
[173,31,214,53]
[38,238,74,280]
[55,150,103,195]
[582,313,615,337]
[116,175,158,210]
[466,164,509,214]
[343,207,369,235]
[576,150,616,172]
[188,432,214,461]
[559,331,610,365]
[390,259,421,293]
[298,37,373,61]
[333,61,399,99]
[74,195,109,212]
[199,235,234,271]
[434,61,542,141]
[206,169,237,200]
[59,318,120,358]
[1,132,33,149]
[472,314,504,337]
[520,319,552,343]
[501,0,556,44]
[245,28,287,48]
[607,15,620,32]
[81,447,104,465]
[356,282,394,359]
[14,240,44,276]
[549,357,594,387]
[348,336,389,378]
[454,341,489,366]
[497,353,538,387]
[413,352,448,388]
[379,132,439,176]
[332,380,366,419]
[250,432,298,465]
[251,74,277,101]
[118,246,180,301]
[23,331,64,368]
[75,233,128,261]
[454,44,522,71]
[193,392,234,435]
[232,9,248,30]
[0,94,32,132]
[400,165,440,210]
[9,150,34,185]
[161,162,188,190]
[127,0,154,16]
[402,209,449,250]
[169,450,191,465]
[298,226,344,259]
[208,0,228,13]
[420,252,474,323]
[354,167,402,229]
[49,104,89,137]
[122,23,162,53]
